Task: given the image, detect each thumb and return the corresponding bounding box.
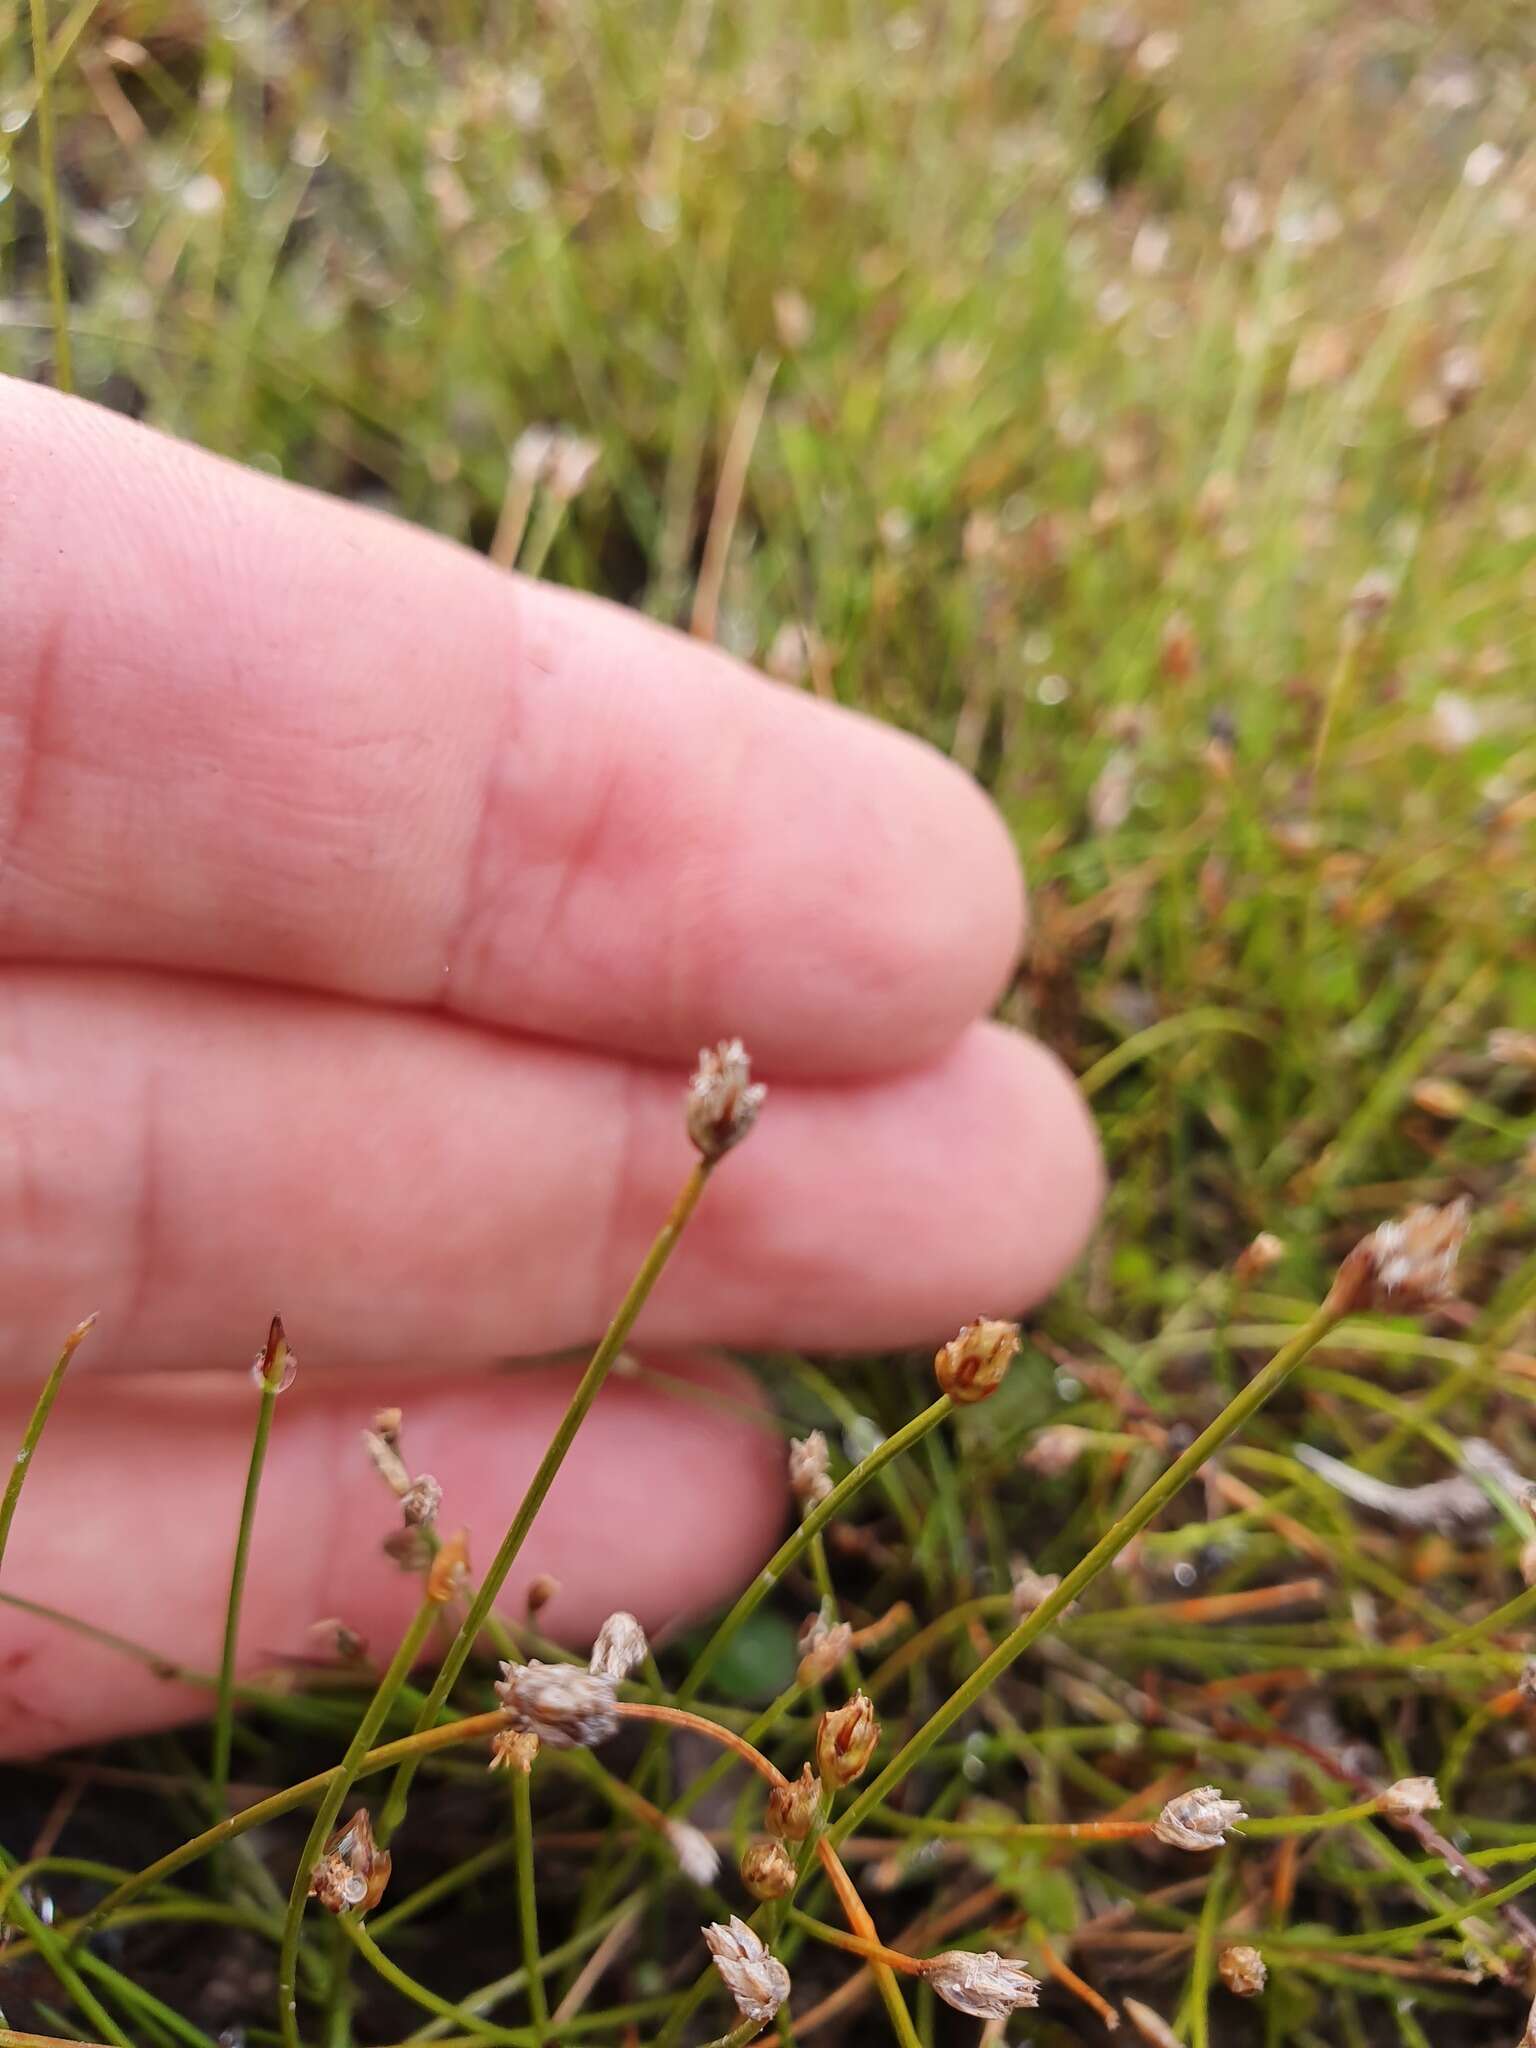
[0,1351,787,1756]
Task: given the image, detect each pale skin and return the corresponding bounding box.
[0,377,1102,1755]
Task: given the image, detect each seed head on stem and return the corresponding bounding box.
[494,1660,619,1748]
[789,1430,834,1511]
[1218,1944,1267,1996]
[1153,1785,1246,1851]
[765,1761,819,1840]
[308,1809,391,1915]
[686,1039,766,1160]
[741,1838,796,1900]
[934,1317,1020,1404]
[666,1819,721,1885]
[589,1610,650,1681]
[1378,1775,1441,1823]
[1328,1198,1470,1315]
[923,1949,1041,2019]
[702,1916,791,2025]
[816,1692,879,1788]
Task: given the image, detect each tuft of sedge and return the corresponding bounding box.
[922,1950,1041,2019]
[1218,1944,1267,1997]
[741,1837,796,1900]
[488,1729,541,1773]
[665,1819,721,1886]
[788,1430,834,1512]
[1124,1997,1183,2046]
[1328,1198,1470,1316]
[308,1809,391,1915]
[765,1761,819,1841]
[815,1693,879,1789]
[702,1916,791,2025]
[1378,1775,1441,1823]
[934,1317,1021,1405]
[426,1528,471,1604]
[588,1610,649,1682]
[1152,1786,1247,1852]
[685,1040,766,1161]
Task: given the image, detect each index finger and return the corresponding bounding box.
[0,379,1024,1076]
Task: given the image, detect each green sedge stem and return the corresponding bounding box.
[378,1156,714,1842]
[338,1915,533,2044]
[675,1394,952,1712]
[0,1317,95,1577]
[213,1317,290,1812]
[512,1768,547,2038]
[278,1597,441,2048]
[71,1705,506,1943]
[0,1845,128,2046]
[26,0,73,392]
[829,1301,1343,1851]
[1238,1801,1381,1838]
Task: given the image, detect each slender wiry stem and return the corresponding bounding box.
[511,1768,547,2039]
[212,1316,290,1811]
[378,1157,714,1842]
[0,1317,95,1577]
[337,1915,534,2044]
[829,1300,1345,1850]
[73,1708,508,1946]
[278,1598,440,2048]
[26,0,73,392]
[672,1395,952,1713]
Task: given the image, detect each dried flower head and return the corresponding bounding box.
[546,431,601,502]
[765,1761,819,1841]
[1234,1231,1285,1285]
[1022,1424,1092,1478]
[1124,1998,1183,2047]
[923,1950,1041,2019]
[488,1729,541,1773]
[510,423,556,485]
[741,1837,796,1899]
[426,1528,471,1604]
[686,1040,766,1160]
[589,1611,649,1682]
[1218,1944,1267,1997]
[250,1314,296,1393]
[308,1809,391,1915]
[1347,568,1396,626]
[666,1819,721,1886]
[934,1318,1021,1405]
[1009,1563,1062,1621]
[495,1660,619,1749]
[1438,344,1484,414]
[702,1916,790,2025]
[362,1427,412,1497]
[1330,1199,1470,1315]
[1153,1786,1247,1852]
[525,1573,560,1615]
[797,1614,854,1687]
[1489,1029,1536,1072]
[1378,1776,1441,1823]
[382,1526,433,1573]
[816,1693,879,1788]
[788,1431,834,1512]
[307,1617,367,1663]
[371,1406,403,1445]
[400,1473,442,1527]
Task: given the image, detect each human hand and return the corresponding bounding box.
[0,378,1101,1753]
